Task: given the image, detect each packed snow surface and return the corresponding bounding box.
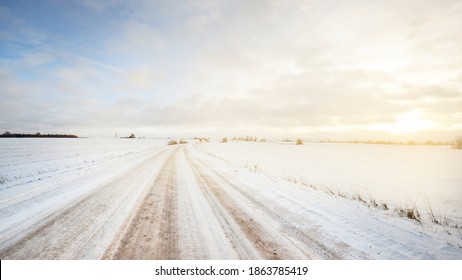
[0,139,461,259]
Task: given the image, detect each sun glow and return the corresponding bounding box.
[387,110,435,134]
[368,110,437,135]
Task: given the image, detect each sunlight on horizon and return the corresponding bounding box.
[377,110,437,134]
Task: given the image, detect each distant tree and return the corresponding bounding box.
[221,137,228,143]
[3,131,11,136]
[36,132,41,136]
[129,133,135,138]
[295,138,304,145]
[168,140,178,145]
[453,137,462,149]
[406,140,415,145]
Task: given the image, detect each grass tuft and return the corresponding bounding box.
[370,198,378,208]
[396,206,422,224]
[353,194,367,204]
[167,140,178,145]
[428,204,441,225]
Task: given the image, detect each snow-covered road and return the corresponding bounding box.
[1,140,461,259]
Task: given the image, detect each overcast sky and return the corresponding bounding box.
[1,0,461,140]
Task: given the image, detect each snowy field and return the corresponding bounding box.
[199,141,462,227]
[0,138,461,259]
[0,138,165,188]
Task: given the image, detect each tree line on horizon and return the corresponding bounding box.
[1,131,78,138]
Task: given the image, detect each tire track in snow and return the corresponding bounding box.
[185,148,292,259]
[181,148,261,259]
[210,168,341,259]
[187,147,344,259]
[1,142,351,259]
[0,147,173,259]
[175,148,257,259]
[104,146,180,259]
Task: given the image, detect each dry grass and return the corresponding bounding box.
[395,206,422,224]
[428,203,441,225]
[369,198,378,208]
[268,169,461,228]
[167,140,178,145]
[452,136,462,149]
[353,194,367,204]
